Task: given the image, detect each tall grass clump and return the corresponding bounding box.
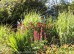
[8,28,34,54]
[0,25,11,45]
[44,16,59,45]
[24,11,42,26]
[0,25,12,54]
[56,12,74,45]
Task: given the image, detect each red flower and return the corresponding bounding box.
[34,29,39,41]
[44,45,48,49]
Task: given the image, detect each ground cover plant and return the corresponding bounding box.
[0,11,74,54]
[56,12,74,45]
[0,0,74,54]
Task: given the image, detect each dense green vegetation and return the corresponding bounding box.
[0,0,74,54]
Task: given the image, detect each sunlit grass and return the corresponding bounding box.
[56,12,74,44]
[0,25,12,54]
[24,11,42,26]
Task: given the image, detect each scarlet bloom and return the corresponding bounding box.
[37,22,43,27]
[34,29,39,41]
[44,45,48,49]
[37,22,41,25]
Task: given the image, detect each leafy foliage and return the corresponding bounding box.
[24,11,42,26]
[0,25,12,54]
[8,29,33,53]
[56,12,74,44]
